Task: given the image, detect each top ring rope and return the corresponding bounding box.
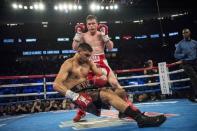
[0,61,182,80]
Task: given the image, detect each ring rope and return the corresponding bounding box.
[0,85,190,98]
[0,62,187,98]
[0,78,190,98]
[0,69,186,88]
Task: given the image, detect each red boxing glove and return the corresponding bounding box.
[98,24,110,43]
[87,71,107,87]
[75,23,85,33]
[73,23,85,42]
[87,72,94,81]
[98,24,108,35]
[89,75,108,87]
[74,93,93,110]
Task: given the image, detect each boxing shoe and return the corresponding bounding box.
[118,112,128,119]
[136,114,166,128]
[73,109,86,122]
[119,98,141,119]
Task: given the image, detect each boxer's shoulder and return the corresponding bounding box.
[64,58,74,63]
[62,59,74,68]
[83,32,89,36]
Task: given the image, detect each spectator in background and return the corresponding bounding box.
[56,101,62,110]
[16,104,27,114]
[44,100,53,112]
[24,103,32,113]
[31,99,43,113]
[50,100,59,111]
[62,99,67,110]
[144,60,158,83]
[138,60,159,102]
[174,28,197,102]
[0,99,77,116]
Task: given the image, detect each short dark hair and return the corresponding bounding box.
[78,43,93,52]
[86,15,97,22]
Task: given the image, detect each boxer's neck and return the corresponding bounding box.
[89,31,96,36]
[74,54,87,65]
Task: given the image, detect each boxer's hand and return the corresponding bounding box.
[98,24,110,43]
[73,23,85,42]
[75,23,85,33]
[66,90,92,110]
[74,93,93,110]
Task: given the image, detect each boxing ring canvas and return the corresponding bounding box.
[0,99,197,131]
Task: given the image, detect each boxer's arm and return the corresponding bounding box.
[98,24,114,51]
[105,40,114,51]
[72,23,85,50]
[53,61,71,95]
[72,34,84,50]
[53,60,92,109]
[88,61,108,87]
[72,40,79,50]
[89,61,102,76]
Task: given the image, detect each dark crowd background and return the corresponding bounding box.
[0,0,196,116]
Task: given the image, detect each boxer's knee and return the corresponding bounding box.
[108,77,120,88]
[114,88,127,99]
[100,88,115,102]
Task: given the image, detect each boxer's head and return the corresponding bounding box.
[86,15,98,34]
[182,28,191,40]
[77,43,93,63]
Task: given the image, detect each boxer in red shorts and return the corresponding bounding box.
[72,15,139,122]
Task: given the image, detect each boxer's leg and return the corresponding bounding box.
[103,59,140,117]
[107,70,141,117]
[99,88,166,128]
